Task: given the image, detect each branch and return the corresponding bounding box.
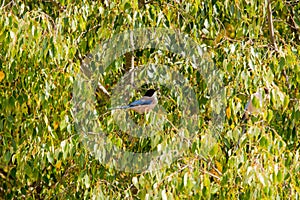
[81,54,110,99]
[124,30,135,85]
[267,0,278,51]
[285,1,300,43]
[138,0,154,9]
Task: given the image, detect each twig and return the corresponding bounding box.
[81,54,110,99]
[267,0,278,51]
[198,155,222,177]
[138,0,154,8]
[0,0,14,9]
[124,31,135,86]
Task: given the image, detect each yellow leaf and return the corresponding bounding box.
[233,116,238,124]
[53,121,59,130]
[226,106,231,119]
[55,160,62,169]
[225,23,236,39]
[0,71,5,82]
[230,124,235,129]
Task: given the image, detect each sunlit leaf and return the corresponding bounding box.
[0,71,5,82]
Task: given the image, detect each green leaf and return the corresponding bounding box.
[267,109,273,123]
[252,95,261,109]
[47,151,54,164]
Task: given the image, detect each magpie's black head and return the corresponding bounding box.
[144,89,156,97]
[264,87,269,95]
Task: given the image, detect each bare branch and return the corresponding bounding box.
[124,30,135,85]
[81,54,110,99]
[267,0,278,51]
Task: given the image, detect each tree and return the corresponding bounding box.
[0,0,299,198]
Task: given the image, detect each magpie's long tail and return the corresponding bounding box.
[108,105,130,111]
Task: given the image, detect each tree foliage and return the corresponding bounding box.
[0,0,299,199]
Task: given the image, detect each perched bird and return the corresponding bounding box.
[242,91,264,120]
[109,89,158,114]
[236,87,269,149]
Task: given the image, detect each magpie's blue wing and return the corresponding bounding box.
[245,100,250,111]
[128,99,152,107]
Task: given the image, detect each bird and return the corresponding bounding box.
[108,89,158,114]
[236,87,269,150]
[242,91,263,120]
